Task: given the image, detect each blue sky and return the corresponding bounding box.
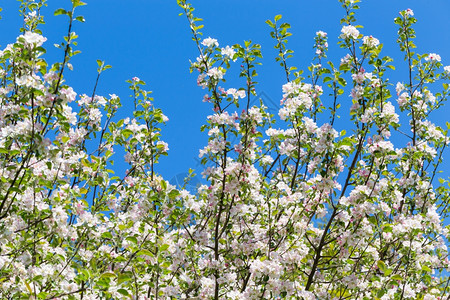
[1,0,450,183]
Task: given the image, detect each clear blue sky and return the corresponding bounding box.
[1,0,450,183]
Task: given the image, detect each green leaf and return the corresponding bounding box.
[117,289,129,296]
[74,15,85,22]
[126,236,138,244]
[118,273,132,284]
[96,59,104,68]
[72,0,87,7]
[54,8,67,16]
[422,265,432,273]
[10,187,22,194]
[337,77,347,87]
[101,232,113,239]
[377,260,387,273]
[24,280,32,294]
[121,129,133,139]
[161,180,167,191]
[61,136,70,143]
[137,249,154,257]
[382,225,392,233]
[265,20,274,28]
[391,274,403,281]
[160,244,170,251]
[168,189,180,199]
[101,272,116,278]
[96,277,111,288]
[274,15,282,22]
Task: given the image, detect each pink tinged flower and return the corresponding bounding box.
[340,25,359,39]
[18,31,47,47]
[397,92,409,107]
[425,53,441,62]
[248,107,263,123]
[261,155,274,165]
[207,127,219,136]
[370,77,381,88]
[87,96,101,106]
[350,86,364,100]
[60,87,77,103]
[396,82,405,95]
[78,94,92,106]
[340,54,351,66]
[351,72,365,84]
[156,141,169,152]
[405,8,414,17]
[362,35,380,48]
[314,85,323,96]
[132,76,140,82]
[221,45,236,60]
[63,105,78,125]
[368,140,394,154]
[380,101,399,123]
[423,89,436,104]
[197,73,207,88]
[25,11,37,21]
[279,141,295,156]
[124,176,136,187]
[359,169,370,177]
[282,81,299,95]
[412,90,423,99]
[226,88,246,100]
[426,205,440,226]
[201,37,219,48]
[44,71,58,83]
[302,116,317,133]
[202,94,211,102]
[207,67,224,80]
[88,108,102,124]
[162,285,180,297]
[444,66,450,73]
[16,75,36,87]
[316,31,327,38]
[234,143,243,154]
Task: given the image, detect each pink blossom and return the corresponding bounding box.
[340,25,359,39]
[201,37,218,48]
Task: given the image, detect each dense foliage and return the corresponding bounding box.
[1,0,450,299]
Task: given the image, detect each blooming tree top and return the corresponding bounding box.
[0,0,449,299]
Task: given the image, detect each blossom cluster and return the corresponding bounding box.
[0,1,449,300]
